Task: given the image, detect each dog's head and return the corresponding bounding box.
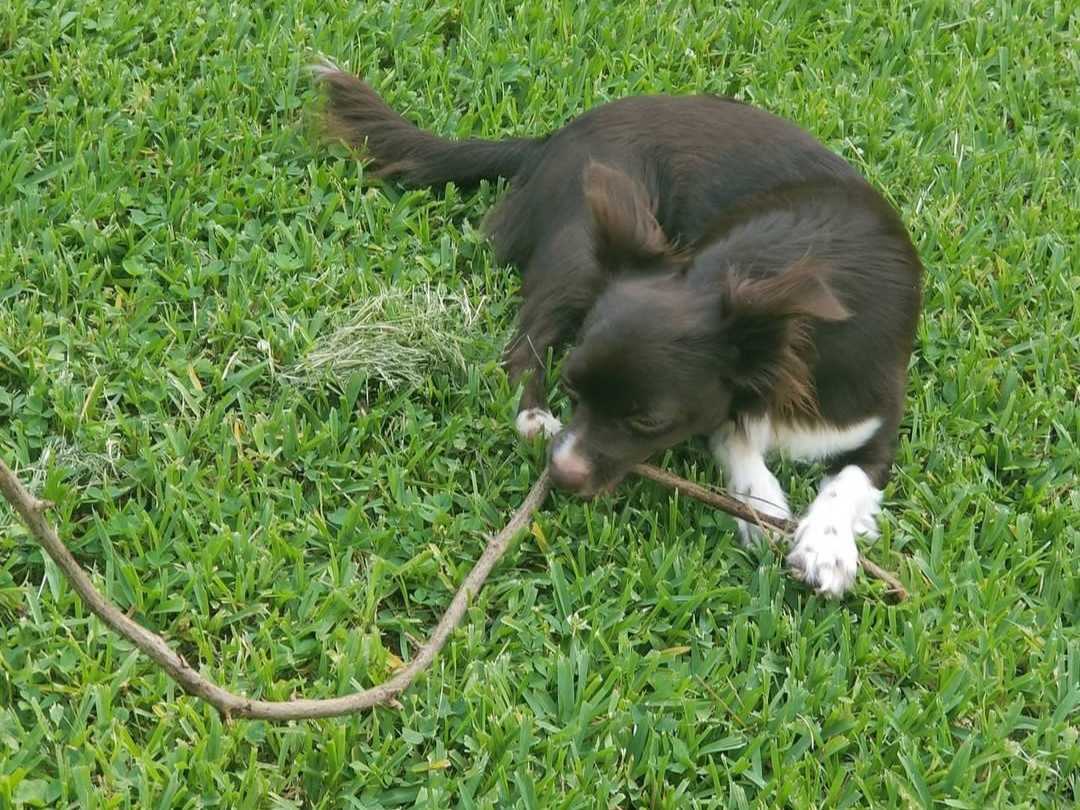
[547,162,848,496]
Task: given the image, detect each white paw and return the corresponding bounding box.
[732,475,791,547]
[853,511,881,539]
[515,408,562,440]
[735,504,792,546]
[787,513,860,598]
[819,467,884,540]
[787,466,882,598]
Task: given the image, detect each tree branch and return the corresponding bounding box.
[0,453,906,723]
[0,458,549,720]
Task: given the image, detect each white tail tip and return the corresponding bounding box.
[308,55,344,79]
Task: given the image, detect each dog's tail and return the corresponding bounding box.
[311,61,542,188]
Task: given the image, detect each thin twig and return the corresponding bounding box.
[632,463,908,600]
[0,457,549,720]
[633,464,798,532]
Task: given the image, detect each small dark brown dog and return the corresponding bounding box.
[313,63,922,597]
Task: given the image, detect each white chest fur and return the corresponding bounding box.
[726,413,883,462]
[770,416,883,461]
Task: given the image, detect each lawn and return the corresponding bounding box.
[1,0,1077,806]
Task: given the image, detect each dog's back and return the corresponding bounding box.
[314,69,859,264]
[472,93,867,267]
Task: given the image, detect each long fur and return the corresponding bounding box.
[313,65,922,498]
[314,67,541,188]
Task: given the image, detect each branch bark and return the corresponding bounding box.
[0,454,905,722]
[0,458,549,720]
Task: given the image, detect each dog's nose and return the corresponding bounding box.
[550,458,590,492]
[548,430,592,492]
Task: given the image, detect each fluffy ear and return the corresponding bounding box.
[727,260,849,324]
[723,261,850,404]
[583,161,670,268]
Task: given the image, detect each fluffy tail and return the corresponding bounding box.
[312,62,541,188]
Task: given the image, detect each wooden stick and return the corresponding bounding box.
[0,453,906,723]
[633,463,908,600]
[0,457,549,720]
[633,463,798,531]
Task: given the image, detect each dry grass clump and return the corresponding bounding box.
[287,285,486,391]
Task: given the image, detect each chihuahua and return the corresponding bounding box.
[313,64,922,597]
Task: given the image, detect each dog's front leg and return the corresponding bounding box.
[505,229,603,441]
[504,324,564,440]
[785,434,894,598]
[710,418,792,545]
[786,465,883,598]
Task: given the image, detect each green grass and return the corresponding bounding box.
[1,0,1077,806]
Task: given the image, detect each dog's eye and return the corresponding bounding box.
[626,414,669,436]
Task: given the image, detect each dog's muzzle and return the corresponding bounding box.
[548,429,594,493]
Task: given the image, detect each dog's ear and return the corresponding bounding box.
[584,161,670,268]
[726,260,849,324]
[721,260,849,403]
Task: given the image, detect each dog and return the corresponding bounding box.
[312,64,922,597]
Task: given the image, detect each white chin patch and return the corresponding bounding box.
[787,465,882,598]
[515,408,563,440]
